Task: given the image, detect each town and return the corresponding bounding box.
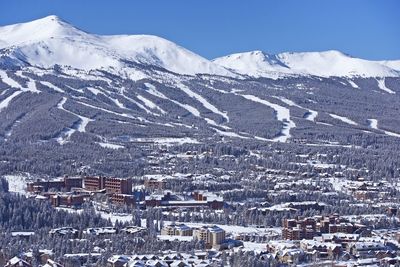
[1,146,400,267]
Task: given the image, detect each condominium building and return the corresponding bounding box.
[193,225,225,246]
[161,224,193,236]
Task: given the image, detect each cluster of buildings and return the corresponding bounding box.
[345,180,394,202]
[282,214,367,240]
[107,252,221,267]
[161,224,226,249]
[48,226,147,238]
[145,191,224,210]
[25,175,225,211]
[27,175,136,207]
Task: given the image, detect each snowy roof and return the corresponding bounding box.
[11,231,35,237]
[84,227,117,235]
[108,255,131,263]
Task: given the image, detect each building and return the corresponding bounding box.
[27,176,83,193]
[109,194,135,206]
[51,194,85,207]
[64,176,83,191]
[4,257,31,267]
[83,176,132,195]
[144,176,167,191]
[105,177,132,194]
[161,224,193,236]
[282,218,316,240]
[27,179,65,193]
[283,215,364,240]
[84,227,117,236]
[84,176,106,191]
[145,191,224,210]
[193,225,225,247]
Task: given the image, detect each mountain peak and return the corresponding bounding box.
[0,16,234,77]
[214,50,400,78]
[0,15,85,48]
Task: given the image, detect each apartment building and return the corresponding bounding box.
[161,224,193,236]
[193,225,225,246]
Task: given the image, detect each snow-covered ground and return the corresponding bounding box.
[213,127,249,139]
[177,83,229,122]
[377,78,395,94]
[56,97,94,144]
[0,91,23,112]
[329,113,358,126]
[97,142,125,149]
[40,81,65,93]
[0,70,22,88]
[368,118,400,138]
[348,80,359,89]
[0,15,235,78]
[368,119,378,129]
[137,94,166,114]
[239,94,296,142]
[274,96,318,122]
[129,137,200,145]
[2,174,30,194]
[214,50,400,78]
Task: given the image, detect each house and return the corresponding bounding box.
[4,256,32,267]
[121,226,147,235]
[348,241,387,258]
[42,259,63,267]
[83,227,117,236]
[49,227,79,237]
[300,239,342,259]
[107,255,131,267]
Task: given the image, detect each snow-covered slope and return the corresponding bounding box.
[212,51,293,78]
[214,50,400,78]
[0,15,234,77]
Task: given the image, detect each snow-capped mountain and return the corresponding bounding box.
[1,16,400,176]
[0,15,234,77]
[213,50,400,78]
[2,16,399,79]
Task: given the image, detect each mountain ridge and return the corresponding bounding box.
[1,15,399,78]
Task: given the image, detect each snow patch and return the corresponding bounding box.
[40,81,64,93]
[97,142,124,149]
[377,78,395,94]
[239,94,296,142]
[274,96,318,122]
[137,94,166,114]
[329,113,358,126]
[348,80,359,89]
[0,91,23,112]
[178,83,229,122]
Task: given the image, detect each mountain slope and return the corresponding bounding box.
[1,16,400,176]
[0,15,234,77]
[213,50,400,78]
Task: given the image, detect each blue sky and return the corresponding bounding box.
[0,0,399,60]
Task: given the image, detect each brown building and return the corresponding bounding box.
[84,176,132,195]
[64,176,83,191]
[51,194,85,207]
[110,194,135,206]
[27,180,65,193]
[27,176,83,193]
[105,178,132,194]
[144,177,166,191]
[283,215,361,240]
[84,176,106,191]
